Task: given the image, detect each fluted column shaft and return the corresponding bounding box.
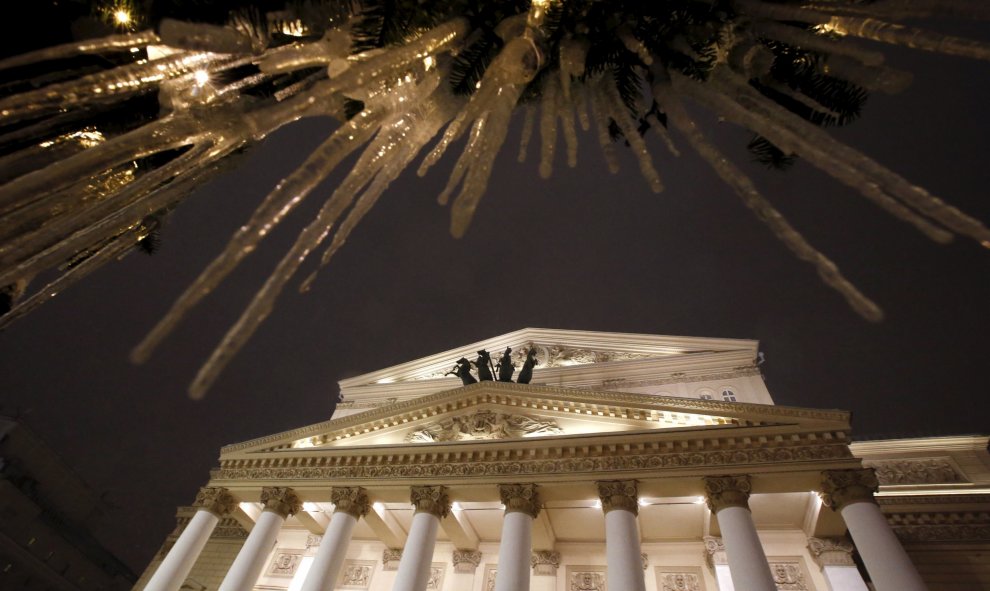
[494,484,541,591]
[300,487,370,591]
[822,469,927,591]
[391,486,450,591]
[598,481,646,591]
[704,475,776,591]
[145,487,235,591]
[219,487,301,591]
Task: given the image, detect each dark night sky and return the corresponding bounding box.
[1,18,989,574]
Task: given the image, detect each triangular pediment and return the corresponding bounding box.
[221,381,848,460]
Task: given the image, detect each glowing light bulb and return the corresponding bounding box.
[113,9,132,25]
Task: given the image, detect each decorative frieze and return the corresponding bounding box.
[452,549,482,573]
[656,567,705,591]
[807,537,856,567]
[703,475,752,513]
[499,483,542,518]
[216,443,851,482]
[410,485,451,518]
[193,486,236,517]
[567,567,607,591]
[597,480,639,515]
[820,468,879,511]
[531,550,561,576]
[887,511,990,542]
[864,457,964,485]
[331,486,370,518]
[267,551,303,577]
[306,534,322,548]
[260,486,302,518]
[382,548,403,570]
[406,410,563,442]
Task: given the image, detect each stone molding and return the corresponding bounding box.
[405,410,563,442]
[703,475,752,513]
[193,486,236,517]
[597,480,640,515]
[863,457,964,485]
[499,483,541,518]
[222,382,850,454]
[261,486,302,518]
[888,511,990,542]
[216,442,852,482]
[452,549,482,573]
[382,548,402,570]
[601,367,762,391]
[820,469,878,512]
[806,537,855,567]
[702,536,726,570]
[331,486,370,518]
[877,493,990,506]
[411,485,451,518]
[531,550,560,576]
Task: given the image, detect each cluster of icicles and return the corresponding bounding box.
[1,0,989,397]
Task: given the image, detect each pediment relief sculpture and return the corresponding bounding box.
[405,410,563,443]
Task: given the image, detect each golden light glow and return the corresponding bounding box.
[113,9,132,25]
[813,18,848,37]
[193,69,210,86]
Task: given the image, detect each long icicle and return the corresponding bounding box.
[653,69,883,321]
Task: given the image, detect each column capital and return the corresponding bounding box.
[260,486,302,518]
[499,483,542,518]
[410,485,451,518]
[807,537,856,567]
[703,475,752,513]
[596,480,639,515]
[820,468,879,511]
[531,550,560,576]
[703,536,726,570]
[193,486,236,517]
[452,549,482,574]
[331,486,370,518]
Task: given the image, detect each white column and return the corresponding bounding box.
[494,484,541,591]
[391,486,450,591]
[300,487,369,591]
[145,487,235,591]
[822,469,927,591]
[219,487,301,591]
[704,475,776,591]
[808,537,869,591]
[598,480,646,591]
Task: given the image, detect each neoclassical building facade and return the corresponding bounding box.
[135,329,990,591]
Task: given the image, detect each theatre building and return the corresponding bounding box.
[135,329,990,591]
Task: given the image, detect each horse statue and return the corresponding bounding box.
[517,348,539,384]
[496,347,514,382]
[475,349,495,381]
[445,357,477,385]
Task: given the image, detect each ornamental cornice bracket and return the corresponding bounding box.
[596,480,639,516]
[703,475,752,513]
[410,485,451,518]
[193,486,236,517]
[499,483,542,518]
[331,486,370,518]
[820,468,878,512]
[260,486,302,518]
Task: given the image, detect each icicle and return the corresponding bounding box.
[558,85,580,168]
[575,83,592,131]
[588,78,620,174]
[599,75,663,193]
[0,31,160,71]
[130,110,386,364]
[559,37,589,101]
[828,16,990,62]
[821,55,913,94]
[652,69,883,322]
[0,52,221,124]
[518,105,537,163]
[750,20,885,67]
[159,19,254,54]
[539,75,560,178]
[617,26,653,65]
[764,81,843,121]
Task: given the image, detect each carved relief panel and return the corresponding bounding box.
[566,566,608,591]
[337,559,376,590]
[483,565,498,591]
[426,562,446,590]
[655,566,706,591]
[267,550,304,577]
[767,557,813,591]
